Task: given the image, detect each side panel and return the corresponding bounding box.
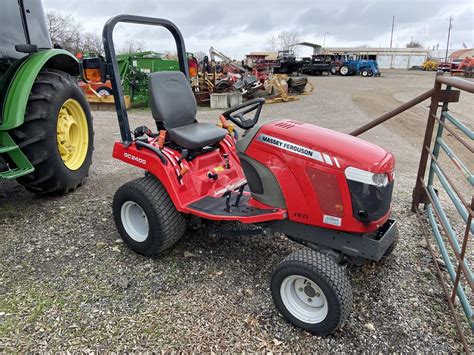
[0,49,79,131]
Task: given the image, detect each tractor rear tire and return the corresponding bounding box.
[11,69,94,194]
[339,65,349,76]
[113,176,186,256]
[271,249,352,336]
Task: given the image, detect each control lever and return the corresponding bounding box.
[233,185,245,207]
[223,153,230,169]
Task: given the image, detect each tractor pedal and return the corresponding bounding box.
[224,191,232,212]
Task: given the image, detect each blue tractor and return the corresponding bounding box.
[339,59,380,77]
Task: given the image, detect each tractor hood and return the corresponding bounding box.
[257,120,394,174]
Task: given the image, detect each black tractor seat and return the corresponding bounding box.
[167,123,227,150]
[149,71,227,150]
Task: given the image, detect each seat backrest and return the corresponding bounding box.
[148,71,197,129]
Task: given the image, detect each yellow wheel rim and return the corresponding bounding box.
[56,99,89,171]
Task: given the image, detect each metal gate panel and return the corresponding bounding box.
[413,77,473,350]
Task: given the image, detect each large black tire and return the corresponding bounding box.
[10,69,93,194]
[271,249,352,336]
[113,176,186,256]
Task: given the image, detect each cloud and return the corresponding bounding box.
[42,0,474,57]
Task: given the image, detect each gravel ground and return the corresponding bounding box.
[1,70,472,351]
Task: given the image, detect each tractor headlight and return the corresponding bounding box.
[372,173,389,187]
[344,167,388,187]
[345,167,393,223]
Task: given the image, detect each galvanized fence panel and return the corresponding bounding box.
[351,73,473,351]
[413,76,473,351]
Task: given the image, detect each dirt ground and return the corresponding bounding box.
[1,70,472,351]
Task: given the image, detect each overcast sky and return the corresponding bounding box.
[43,0,473,58]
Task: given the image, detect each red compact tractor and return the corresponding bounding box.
[99,15,398,335]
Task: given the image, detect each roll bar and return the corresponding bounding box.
[102,15,189,144]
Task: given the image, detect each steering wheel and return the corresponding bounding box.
[221,98,265,130]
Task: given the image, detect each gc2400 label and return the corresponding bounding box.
[124,152,147,165]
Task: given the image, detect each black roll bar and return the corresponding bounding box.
[102,15,189,144]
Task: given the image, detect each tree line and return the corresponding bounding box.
[46,12,145,55]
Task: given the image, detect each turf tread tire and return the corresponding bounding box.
[113,176,186,256]
[271,249,352,335]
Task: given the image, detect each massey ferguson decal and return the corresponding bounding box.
[258,134,342,166]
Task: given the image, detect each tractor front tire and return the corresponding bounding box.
[113,176,186,256]
[11,69,93,194]
[271,249,352,336]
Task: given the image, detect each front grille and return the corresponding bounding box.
[348,180,393,223]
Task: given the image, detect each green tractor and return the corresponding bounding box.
[0,0,94,194]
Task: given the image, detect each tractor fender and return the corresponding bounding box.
[112,141,188,211]
[1,49,79,131]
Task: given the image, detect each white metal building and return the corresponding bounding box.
[322,47,428,69]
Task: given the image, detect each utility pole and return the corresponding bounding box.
[389,16,395,48]
[444,17,453,62]
[323,32,329,51]
[390,16,395,69]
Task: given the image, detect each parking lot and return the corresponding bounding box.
[1,70,472,351]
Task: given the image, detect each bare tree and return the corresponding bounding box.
[118,39,146,54]
[81,32,103,55]
[46,11,82,54]
[406,40,423,48]
[265,34,278,51]
[46,12,104,55]
[193,51,207,62]
[278,29,301,51]
[265,29,301,54]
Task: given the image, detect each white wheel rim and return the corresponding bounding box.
[120,201,149,242]
[280,275,328,324]
[340,67,348,75]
